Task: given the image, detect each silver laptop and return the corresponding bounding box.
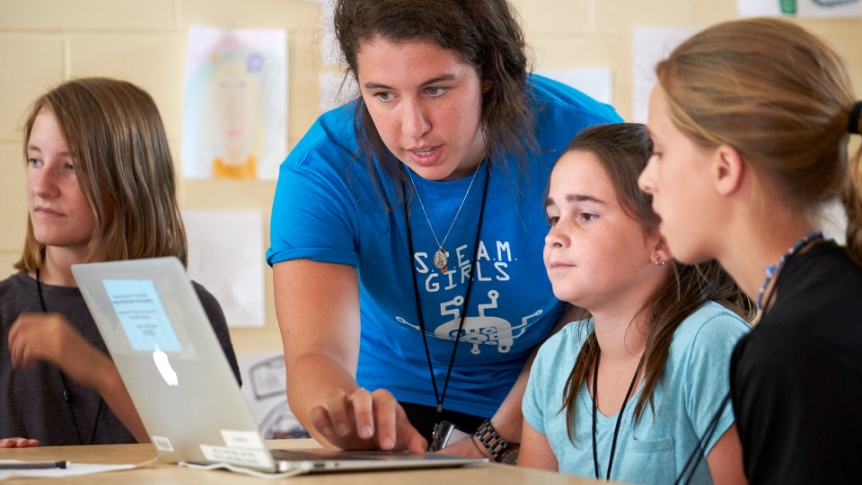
[72,257,485,474]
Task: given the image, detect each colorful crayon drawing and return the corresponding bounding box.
[182,25,287,180]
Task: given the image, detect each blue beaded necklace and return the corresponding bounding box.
[756,231,823,309]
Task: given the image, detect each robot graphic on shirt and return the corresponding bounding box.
[396,290,543,355]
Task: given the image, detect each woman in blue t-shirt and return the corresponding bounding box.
[519,123,752,484]
[267,0,620,458]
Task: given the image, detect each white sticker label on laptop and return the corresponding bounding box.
[221,430,265,450]
[103,279,182,352]
[152,435,174,452]
[200,445,272,468]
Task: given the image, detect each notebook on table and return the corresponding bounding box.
[72,257,485,474]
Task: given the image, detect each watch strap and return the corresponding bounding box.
[474,419,513,463]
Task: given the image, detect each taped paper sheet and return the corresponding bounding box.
[535,68,613,105]
[632,27,700,123]
[184,210,265,328]
[237,351,309,439]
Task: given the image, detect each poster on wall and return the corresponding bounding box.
[632,26,700,124]
[534,68,613,105]
[181,25,287,180]
[319,72,357,114]
[738,0,861,17]
[238,351,309,439]
[300,0,341,65]
[183,210,265,328]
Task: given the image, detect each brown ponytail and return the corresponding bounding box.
[843,101,862,263]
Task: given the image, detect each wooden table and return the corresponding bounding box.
[0,439,615,484]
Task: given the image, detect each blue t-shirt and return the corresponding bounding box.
[523,302,749,484]
[267,74,621,417]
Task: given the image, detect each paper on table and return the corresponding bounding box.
[632,26,700,123]
[0,459,154,481]
[535,68,613,105]
[183,210,265,328]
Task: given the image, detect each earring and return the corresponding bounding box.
[653,254,666,265]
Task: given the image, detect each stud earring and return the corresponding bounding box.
[654,254,666,265]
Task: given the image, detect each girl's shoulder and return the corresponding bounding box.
[669,301,751,358]
[0,272,22,296]
[531,319,593,388]
[537,318,594,360]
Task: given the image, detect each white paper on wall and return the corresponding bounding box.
[183,210,265,328]
[738,0,861,17]
[632,27,700,124]
[302,0,341,65]
[534,68,613,105]
[181,25,288,181]
[321,0,341,65]
[319,72,358,113]
[238,351,309,439]
[821,198,849,245]
[737,0,785,16]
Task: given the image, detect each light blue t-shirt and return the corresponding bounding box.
[523,301,749,484]
[267,74,622,417]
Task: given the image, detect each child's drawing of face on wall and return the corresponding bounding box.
[182,25,287,181]
[204,51,265,178]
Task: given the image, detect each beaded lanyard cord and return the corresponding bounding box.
[756,232,823,310]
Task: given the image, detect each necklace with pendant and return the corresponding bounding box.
[407,161,483,273]
[403,161,491,431]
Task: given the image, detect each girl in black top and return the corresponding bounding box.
[638,18,862,484]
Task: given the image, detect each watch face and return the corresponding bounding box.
[500,448,519,465]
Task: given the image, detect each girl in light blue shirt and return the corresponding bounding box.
[519,123,752,485]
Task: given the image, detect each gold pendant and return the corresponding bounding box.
[433,248,448,273]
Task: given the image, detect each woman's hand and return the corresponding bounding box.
[0,438,39,448]
[309,388,427,453]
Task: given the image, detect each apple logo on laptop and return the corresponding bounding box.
[153,350,179,386]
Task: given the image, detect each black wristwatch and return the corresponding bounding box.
[474,419,519,464]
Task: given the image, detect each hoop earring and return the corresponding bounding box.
[653,254,666,265]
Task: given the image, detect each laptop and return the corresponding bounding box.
[72,257,485,474]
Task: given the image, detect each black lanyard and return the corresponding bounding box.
[403,161,490,417]
[36,268,104,445]
[592,350,644,481]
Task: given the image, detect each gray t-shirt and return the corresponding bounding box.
[0,271,241,445]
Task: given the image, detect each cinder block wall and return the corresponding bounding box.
[1,0,859,354]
